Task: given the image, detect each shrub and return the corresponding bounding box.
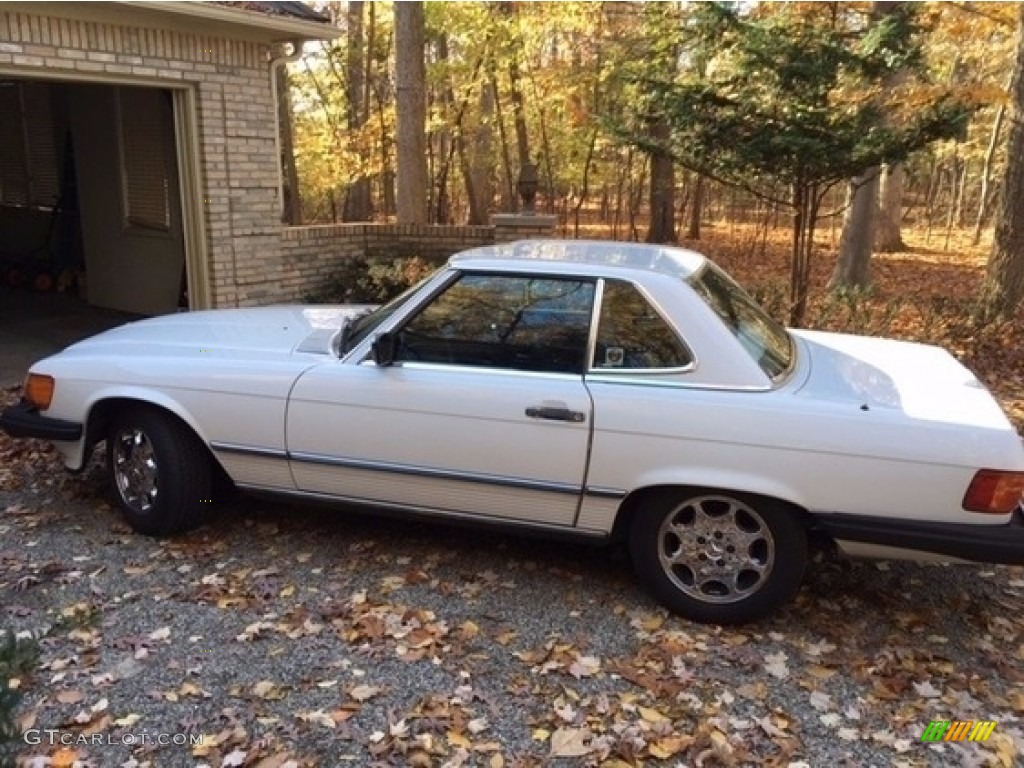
[306,256,435,304]
[0,631,39,768]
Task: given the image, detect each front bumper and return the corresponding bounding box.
[815,507,1024,565]
[0,401,83,441]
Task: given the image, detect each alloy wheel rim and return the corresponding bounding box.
[112,428,158,514]
[657,495,774,604]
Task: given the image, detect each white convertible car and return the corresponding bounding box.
[3,240,1024,623]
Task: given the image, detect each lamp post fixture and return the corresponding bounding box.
[516,159,539,214]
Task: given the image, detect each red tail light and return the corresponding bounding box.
[963,470,1024,514]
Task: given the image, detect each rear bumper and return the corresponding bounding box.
[815,508,1024,565]
[0,401,83,442]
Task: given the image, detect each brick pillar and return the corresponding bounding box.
[491,213,558,243]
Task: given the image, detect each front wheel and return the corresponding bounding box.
[629,490,807,624]
[107,407,211,536]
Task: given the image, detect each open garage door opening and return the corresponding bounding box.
[1,79,188,317]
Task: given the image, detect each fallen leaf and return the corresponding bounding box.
[349,684,381,702]
[549,727,592,758]
[296,709,336,729]
[764,651,789,680]
[222,748,247,767]
[809,691,831,711]
[252,680,283,700]
[448,731,471,749]
[756,715,790,739]
[638,705,669,725]
[649,734,695,759]
[252,754,296,768]
[568,654,601,679]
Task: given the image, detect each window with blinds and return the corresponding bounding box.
[118,87,171,232]
[0,81,59,209]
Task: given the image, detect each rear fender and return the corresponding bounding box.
[629,467,810,511]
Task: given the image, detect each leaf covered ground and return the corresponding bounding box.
[2,229,1024,767]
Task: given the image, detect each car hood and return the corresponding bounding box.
[63,306,376,359]
[792,329,1012,431]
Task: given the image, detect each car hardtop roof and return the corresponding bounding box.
[449,239,707,280]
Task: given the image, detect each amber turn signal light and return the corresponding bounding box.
[23,373,55,410]
[963,469,1024,514]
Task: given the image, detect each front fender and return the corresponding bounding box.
[53,385,211,471]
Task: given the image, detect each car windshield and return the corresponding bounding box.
[688,263,794,380]
[339,276,434,356]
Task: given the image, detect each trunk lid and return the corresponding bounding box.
[791,329,1013,432]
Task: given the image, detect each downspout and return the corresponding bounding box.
[270,40,305,221]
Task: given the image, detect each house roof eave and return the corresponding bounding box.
[116,1,339,42]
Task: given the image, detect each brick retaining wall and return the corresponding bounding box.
[277,218,557,303]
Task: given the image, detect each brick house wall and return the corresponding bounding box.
[0,7,284,308]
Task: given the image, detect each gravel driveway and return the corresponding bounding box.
[2,422,1024,767]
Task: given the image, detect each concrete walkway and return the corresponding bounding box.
[0,286,137,388]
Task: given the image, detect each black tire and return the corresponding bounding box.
[106,406,211,536]
[629,489,807,624]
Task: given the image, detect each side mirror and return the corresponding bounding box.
[371,332,398,367]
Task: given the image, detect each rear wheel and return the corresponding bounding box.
[107,407,210,536]
[629,489,807,624]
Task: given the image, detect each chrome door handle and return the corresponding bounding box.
[525,405,586,423]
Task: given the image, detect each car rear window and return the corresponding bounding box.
[592,280,692,370]
[688,264,794,380]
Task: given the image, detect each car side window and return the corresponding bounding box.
[592,280,692,370]
[396,274,595,374]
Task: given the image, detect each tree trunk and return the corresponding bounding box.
[645,116,675,243]
[466,82,494,223]
[501,2,532,174]
[687,172,704,240]
[831,169,879,290]
[831,1,903,283]
[973,101,1006,245]
[789,179,820,326]
[394,2,427,224]
[491,72,516,211]
[572,128,599,238]
[873,163,903,251]
[535,100,556,213]
[367,3,395,215]
[343,0,372,222]
[275,65,302,225]
[433,34,455,225]
[982,6,1024,319]
[943,148,959,252]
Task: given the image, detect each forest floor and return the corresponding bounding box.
[2,226,1023,767]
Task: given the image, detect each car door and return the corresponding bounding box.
[286,272,596,528]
